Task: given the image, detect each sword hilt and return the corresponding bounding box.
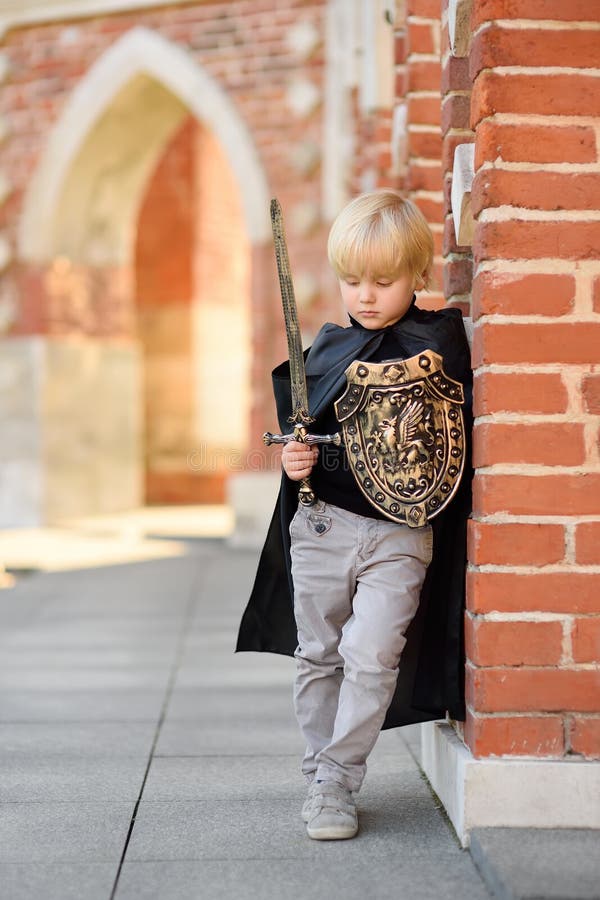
[262,425,342,507]
[263,431,342,447]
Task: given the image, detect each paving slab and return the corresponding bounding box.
[0,666,173,690]
[0,689,166,722]
[0,721,156,756]
[154,719,304,756]
[165,686,295,721]
[470,827,600,900]
[173,659,295,689]
[0,649,175,667]
[116,856,491,900]
[0,863,118,900]
[1,756,147,801]
[0,801,135,862]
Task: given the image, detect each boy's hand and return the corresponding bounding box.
[282,441,319,481]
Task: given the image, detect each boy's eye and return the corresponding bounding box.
[376,281,392,287]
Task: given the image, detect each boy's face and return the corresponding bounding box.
[338,272,417,329]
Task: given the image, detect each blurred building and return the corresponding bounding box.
[0,0,598,844]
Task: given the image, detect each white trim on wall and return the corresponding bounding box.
[0,0,199,37]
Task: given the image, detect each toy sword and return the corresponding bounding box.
[263,198,341,506]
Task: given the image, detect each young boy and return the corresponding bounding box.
[236,189,472,842]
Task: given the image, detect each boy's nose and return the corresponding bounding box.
[359,282,375,302]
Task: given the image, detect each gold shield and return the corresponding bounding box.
[334,350,465,527]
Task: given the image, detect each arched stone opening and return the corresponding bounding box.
[14,27,269,521]
[135,114,250,504]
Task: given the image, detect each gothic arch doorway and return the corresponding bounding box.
[18,27,270,512]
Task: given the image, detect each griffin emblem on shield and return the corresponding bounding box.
[335,350,465,527]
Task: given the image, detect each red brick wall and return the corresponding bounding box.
[463,0,600,759]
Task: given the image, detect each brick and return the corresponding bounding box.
[467,570,600,614]
[413,195,444,223]
[441,93,471,135]
[408,129,443,159]
[475,220,600,264]
[473,422,586,467]
[471,170,600,216]
[582,375,600,415]
[465,615,564,666]
[395,33,407,66]
[442,132,474,175]
[465,711,564,758]
[471,72,600,128]
[568,716,600,758]
[470,24,600,77]
[407,0,441,18]
[475,121,598,166]
[443,257,473,297]
[443,213,462,255]
[467,521,565,566]
[593,277,600,314]
[466,664,600,713]
[407,161,443,192]
[407,95,441,126]
[572,617,600,664]
[441,55,470,94]
[474,372,568,416]
[445,299,471,316]
[474,474,600,518]
[408,59,442,92]
[575,523,600,565]
[408,21,436,55]
[472,271,575,318]
[473,322,600,366]
[471,0,600,29]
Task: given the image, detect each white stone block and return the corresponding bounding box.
[451,143,475,247]
[449,0,474,58]
[227,472,281,550]
[286,21,320,59]
[286,79,321,118]
[421,721,600,848]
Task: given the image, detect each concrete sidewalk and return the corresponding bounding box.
[0,537,497,900]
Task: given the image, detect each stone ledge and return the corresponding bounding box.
[420,721,600,848]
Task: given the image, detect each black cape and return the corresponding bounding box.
[236,299,473,728]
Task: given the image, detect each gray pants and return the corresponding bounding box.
[290,499,432,793]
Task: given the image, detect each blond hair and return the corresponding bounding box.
[327,189,435,291]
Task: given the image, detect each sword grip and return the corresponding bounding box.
[298,478,316,506]
[305,432,342,447]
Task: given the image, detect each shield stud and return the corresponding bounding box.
[335,350,465,527]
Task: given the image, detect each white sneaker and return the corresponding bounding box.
[301,779,318,822]
[306,781,358,840]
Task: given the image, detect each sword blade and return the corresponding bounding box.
[270,198,313,426]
